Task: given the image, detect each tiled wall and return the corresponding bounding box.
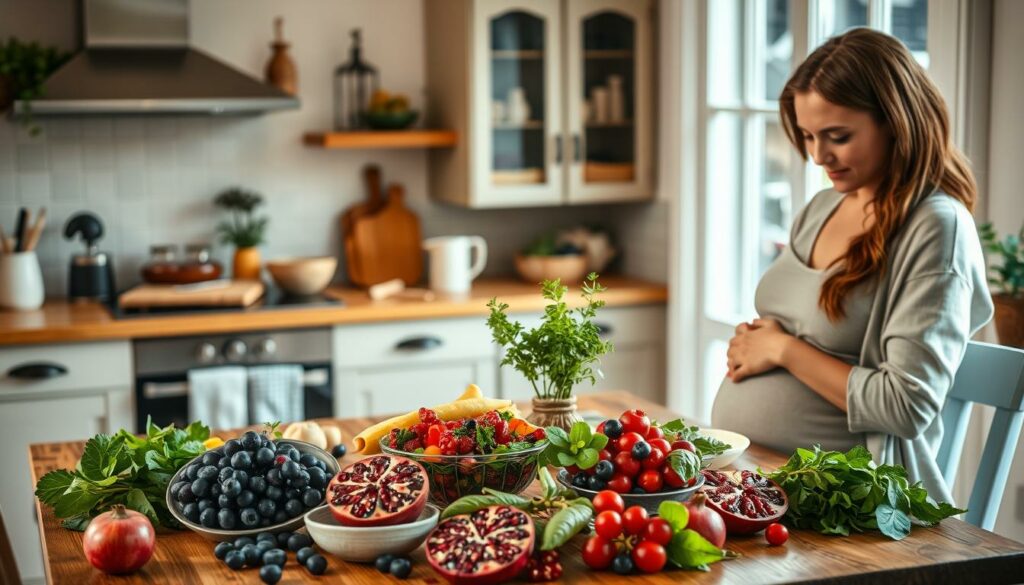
[0,0,669,298]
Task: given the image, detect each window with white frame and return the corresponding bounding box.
[695,0,930,421]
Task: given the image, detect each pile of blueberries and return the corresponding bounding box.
[170,431,330,530]
[213,531,326,584]
[375,553,413,580]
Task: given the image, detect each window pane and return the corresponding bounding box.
[759,117,792,275]
[708,0,743,106]
[891,0,928,68]
[762,0,791,102]
[705,112,744,319]
[818,0,868,41]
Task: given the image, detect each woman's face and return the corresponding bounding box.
[793,90,892,197]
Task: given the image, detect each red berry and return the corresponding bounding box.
[606,473,633,494]
[616,432,646,454]
[596,420,607,435]
[619,409,651,437]
[598,449,613,462]
[649,438,673,454]
[613,451,641,478]
[646,426,665,441]
[671,440,697,453]
[594,511,623,539]
[642,518,674,546]
[419,407,439,424]
[582,536,617,570]
[592,490,625,515]
[766,522,789,546]
[631,541,667,573]
[622,506,649,535]
[637,469,663,493]
[641,448,665,471]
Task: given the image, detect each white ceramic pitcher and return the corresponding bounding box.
[422,236,487,296]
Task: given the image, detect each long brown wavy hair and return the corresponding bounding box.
[779,28,977,321]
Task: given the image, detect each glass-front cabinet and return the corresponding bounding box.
[426,0,653,208]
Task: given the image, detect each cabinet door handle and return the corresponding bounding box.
[395,336,443,351]
[555,135,563,164]
[7,361,68,380]
[596,323,614,337]
[573,134,582,162]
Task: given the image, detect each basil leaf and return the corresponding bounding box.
[556,451,577,467]
[539,468,558,500]
[666,529,731,570]
[659,418,686,434]
[577,448,599,470]
[441,492,531,519]
[667,448,701,481]
[658,500,689,532]
[546,427,570,448]
[541,501,593,551]
[876,504,911,540]
[568,422,591,448]
[590,432,609,451]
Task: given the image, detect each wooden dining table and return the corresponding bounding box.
[28,390,1024,584]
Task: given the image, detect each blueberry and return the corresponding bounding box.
[224,439,242,457]
[285,488,300,501]
[210,483,222,497]
[260,517,271,527]
[389,557,412,579]
[259,564,282,584]
[217,456,232,469]
[266,486,284,502]
[234,536,256,549]
[198,465,219,480]
[199,507,218,528]
[177,482,196,504]
[250,476,268,495]
[182,502,200,523]
[631,440,652,461]
[276,531,293,547]
[594,460,615,481]
[571,472,589,489]
[202,451,222,466]
[307,467,327,489]
[298,453,317,467]
[224,550,245,570]
[258,498,278,518]
[302,488,322,508]
[170,480,187,499]
[262,548,287,567]
[603,419,623,439]
[281,460,300,479]
[375,554,395,573]
[266,468,283,486]
[631,487,647,494]
[231,451,252,471]
[191,477,211,498]
[273,509,289,524]
[331,444,347,458]
[240,543,260,567]
[613,553,634,575]
[587,475,607,491]
[256,531,276,544]
[219,467,235,483]
[197,498,214,513]
[256,539,275,554]
[240,507,260,527]
[287,532,312,552]
[241,431,260,450]
[232,469,250,486]
[218,508,238,530]
[186,463,200,481]
[222,478,242,498]
[288,450,300,462]
[256,447,275,468]
[218,494,237,509]
[305,554,327,575]
[237,490,256,508]
[297,546,317,565]
[285,499,303,517]
[214,541,234,560]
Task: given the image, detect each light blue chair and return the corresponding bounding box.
[936,340,1024,531]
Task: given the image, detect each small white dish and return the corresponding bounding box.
[304,503,440,562]
[701,428,751,470]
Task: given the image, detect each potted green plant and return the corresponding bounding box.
[486,273,613,431]
[0,37,71,136]
[979,222,1024,348]
[214,187,269,280]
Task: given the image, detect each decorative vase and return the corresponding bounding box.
[233,246,262,280]
[993,294,1024,349]
[527,396,583,433]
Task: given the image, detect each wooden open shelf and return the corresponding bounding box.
[303,130,458,149]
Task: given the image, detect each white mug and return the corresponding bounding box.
[422,236,488,297]
[0,251,44,310]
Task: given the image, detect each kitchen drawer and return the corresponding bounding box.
[0,341,132,398]
[332,317,496,368]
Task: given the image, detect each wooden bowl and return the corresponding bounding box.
[266,256,337,296]
[514,254,588,284]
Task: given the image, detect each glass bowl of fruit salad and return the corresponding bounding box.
[379,408,548,506]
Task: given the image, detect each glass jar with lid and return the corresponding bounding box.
[141,244,180,284]
[178,243,223,283]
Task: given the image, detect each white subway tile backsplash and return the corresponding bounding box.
[16,144,48,172]
[115,141,146,169]
[82,144,115,170]
[48,142,80,172]
[81,118,114,140]
[145,138,177,169]
[51,172,84,202]
[16,173,50,205]
[144,118,179,138]
[116,170,147,200]
[0,173,15,203]
[113,118,145,138]
[84,171,117,202]
[45,119,81,139]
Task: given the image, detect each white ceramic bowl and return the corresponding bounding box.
[701,428,751,470]
[266,256,338,296]
[303,503,440,562]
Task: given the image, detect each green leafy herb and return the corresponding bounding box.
[666,448,702,483]
[979,222,1024,297]
[35,417,210,530]
[214,187,268,247]
[764,445,965,540]
[264,421,284,440]
[658,501,736,571]
[658,418,732,459]
[475,424,497,453]
[539,422,609,469]
[486,274,613,399]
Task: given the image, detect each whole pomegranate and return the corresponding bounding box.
[327,454,429,526]
[425,505,535,585]
[684,492,727,548]
[82,505,155,574]
[700,469,789,534]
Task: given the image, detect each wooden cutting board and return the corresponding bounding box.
[341,165,385,285]
[350,183,423,287]
[118,280,265,308]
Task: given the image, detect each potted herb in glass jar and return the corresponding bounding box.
[980,222,1024,348]
[214,187,269,281]
[486,273,613,431]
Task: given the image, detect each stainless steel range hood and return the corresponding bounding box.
[22,0,299,115]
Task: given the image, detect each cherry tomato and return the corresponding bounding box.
[606,473,633,494]
[642,518,674,546]
[596,420,607,436]
[594,510,623,539]
[641,448,665,471]
[616,432,646,454]
[622,506,649,535]
[631,541,667,573]
[671,440,696,453]
[598,449,613,462]
[619,410,651,437]
[582,536,617,570]
[613,451,641,478]
[649,438,673,455]
[663,466,686,489]
[766,523,789,546]
[592,490,625,515]
[637,469,664,493]
[645,426,665,441]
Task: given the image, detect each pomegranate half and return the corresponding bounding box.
[425,505,535,585]
[700,469,789,535]
[327,454,429,526]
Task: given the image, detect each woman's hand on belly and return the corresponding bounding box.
[727,318,791,382]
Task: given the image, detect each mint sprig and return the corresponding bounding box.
[539,422,609,469]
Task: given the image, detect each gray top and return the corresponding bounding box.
[712,188,993,505]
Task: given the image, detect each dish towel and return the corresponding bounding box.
[188,366,248,430]
[248,364,305,425]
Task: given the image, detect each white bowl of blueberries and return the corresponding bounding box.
[166,431,340,540]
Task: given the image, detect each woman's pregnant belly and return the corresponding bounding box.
[710,368,863,455]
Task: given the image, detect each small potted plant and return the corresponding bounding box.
[0,37,71,135]
[980,222,1024,348]
[214,187,269,280]
[486,273,613,431]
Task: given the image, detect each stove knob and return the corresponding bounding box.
[254,337,277,358]
[223,339,248,362]
[196,342,217,364]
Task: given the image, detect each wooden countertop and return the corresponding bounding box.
[0,276,666,346]
[29,391,1024,584]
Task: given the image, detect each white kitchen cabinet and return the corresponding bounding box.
[426,0,653,208]
[499,305,666,404]
[0,341,132,585]
[333,318,498,418]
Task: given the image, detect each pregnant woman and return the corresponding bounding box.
[710,28,993,504]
